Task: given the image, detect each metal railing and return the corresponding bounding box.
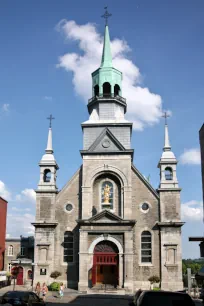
[88,93,126,104]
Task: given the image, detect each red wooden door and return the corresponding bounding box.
[17,267,23,285]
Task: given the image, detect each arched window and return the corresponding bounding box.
[8,263,12,272]
[103,82,111,96]
[101,181,113,209]
[141,231,152,263]
[43,169,51,183]
[114,84,120,96]
[27,270,32,280]
[94,85,99,96]
[8,245,13,256]
[165,167,173,180]
[64,231,74,263]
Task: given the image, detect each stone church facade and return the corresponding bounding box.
[33,24,184,293]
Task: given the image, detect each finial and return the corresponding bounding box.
[47,114,55,128]
[162,111,170,125]
[101,6,112,26]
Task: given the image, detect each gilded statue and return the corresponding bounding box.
[103,184,111,204]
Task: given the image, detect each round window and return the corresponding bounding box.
[66,203,73,212]
[141,203,149,211]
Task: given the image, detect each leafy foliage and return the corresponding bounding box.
[182,259,203,275]
[50,271,62,280]
[48,282,60,291]
[148,275,160,284]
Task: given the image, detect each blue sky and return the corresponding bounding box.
[0,0,203,258]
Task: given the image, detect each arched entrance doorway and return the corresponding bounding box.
[92,241,119,287]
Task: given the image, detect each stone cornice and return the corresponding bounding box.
[31,222,58,227]
[157,221,185,228]
[157,188,182,192]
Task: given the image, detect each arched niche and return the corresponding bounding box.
[103,82,111,96]
[94,85,99,96]
[114,84,120,96]
[92,173,122,216]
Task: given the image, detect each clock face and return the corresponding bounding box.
[142,203,149,211]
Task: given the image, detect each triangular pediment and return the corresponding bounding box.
[88,128,125,152]
[88,210,123,223]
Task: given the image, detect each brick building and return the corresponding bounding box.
[0,197,7,271]
[33,23,184,292]
[4,236,34,285]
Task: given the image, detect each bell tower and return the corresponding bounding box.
[157,113,184,291]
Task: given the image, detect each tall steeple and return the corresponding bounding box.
[101,25,112,68]
[158,113,178,189]
[37,115,59,192]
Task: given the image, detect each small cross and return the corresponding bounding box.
[47,114,55,128]
[162,111,170,125]
[101,6,112,26]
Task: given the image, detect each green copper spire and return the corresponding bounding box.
[101,25,112,68]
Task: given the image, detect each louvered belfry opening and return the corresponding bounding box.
[92,241,119,287]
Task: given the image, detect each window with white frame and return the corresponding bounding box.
[20,247,25,256]
[8,245,13,256]
[141,231,152,263]
[64,231,74,263]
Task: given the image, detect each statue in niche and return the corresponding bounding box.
[103,184,111,204]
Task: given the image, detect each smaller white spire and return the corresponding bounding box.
[45,128,53,154]
[163,123,171,151]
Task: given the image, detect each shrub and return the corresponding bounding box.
[49,282,60,291]
[148,275,160,284]
[153,287,160,291]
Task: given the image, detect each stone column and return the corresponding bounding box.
[124,231,134,293]
[78,231,89,292]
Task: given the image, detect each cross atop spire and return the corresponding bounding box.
[162,111,170,125]
[47,114,55,128]
[101,6,112,26]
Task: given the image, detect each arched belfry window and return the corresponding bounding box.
[64,231,74,263]
[114,84,120,96]
[101,181,113,209]
[43,169,51,183]
[103,82,111,96]
[141,231,152,263]
[165,167,173,180]
[94,85,99,97]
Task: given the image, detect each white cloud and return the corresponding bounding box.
[11,206,31,212]
[1,103,10,113]
[6,213,35,237]
[56,20,163,130]
[43,96,53,101]
[181,200,203,221]
[180,148,201,165]
[0,180,11,201]
[15,188,36,204]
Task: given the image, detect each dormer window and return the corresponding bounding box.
[165,167,173,180]
[101,180,113,210]
[44,169,51,182]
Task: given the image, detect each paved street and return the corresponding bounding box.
[46,295,133,306]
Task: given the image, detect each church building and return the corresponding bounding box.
[33,22,184,293]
